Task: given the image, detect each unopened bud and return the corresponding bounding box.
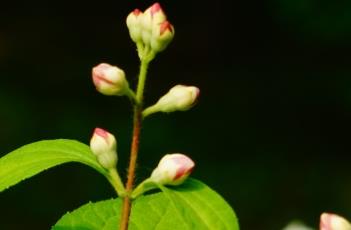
[126,9,143,43]
[140,3,168,48]
[150,3,167,23]
[146,85,200,116]
[141,3,166,31]
[320,213,351,230]
[150,20,174,52]
[150,153,195,186]
[92,63,130,96]
[90,128,117,169]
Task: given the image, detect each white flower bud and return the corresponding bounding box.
[92,63,130,96]
[150,153,195,186]
[153,85,200,114]
[90,128,117,169]
[126,9,143,43]
[320,213,351,230]
[150,20,174,52]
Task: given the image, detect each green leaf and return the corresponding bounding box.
[0,139,108,192]
[53,178,239,230]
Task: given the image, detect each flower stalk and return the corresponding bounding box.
[120,54,151,230]
[118,3,195,229]
[108,168,126,197]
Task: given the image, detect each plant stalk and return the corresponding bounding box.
[109,168,126,197]
[119,57,149,230]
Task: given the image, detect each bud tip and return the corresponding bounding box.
[172,155,195,180]
[92,63,114,87]
[133,9,142,16]
[160,21,173,35]
[94,127,109,139]
[151,2,163,16]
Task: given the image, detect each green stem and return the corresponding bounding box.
[131,178,158,199]
[142,104,159,118]
[136,59,150,104]
[108,168,126,197]
[136,42,144,60]
[125,88,137,104]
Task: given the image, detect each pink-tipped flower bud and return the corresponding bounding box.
[150,20,174,52]
[90,128,117,169]
[142,3,167,30]
[126,9,143,43]
[141,2,168,46]
[155,85,200,113]
[150,153,195,186]
[92,63,130,96]
[320,213,351,230]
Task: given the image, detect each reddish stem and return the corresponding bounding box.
[119,107,142,230]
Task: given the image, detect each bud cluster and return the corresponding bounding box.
[89,2,198,201]
[126,2,174,54]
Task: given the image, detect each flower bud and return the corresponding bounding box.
[90,128,117,169]
[150,20,174,52]
[320,213,351,230]
[141,3,167,30]
[150,153,195,186]
[153,85,200,113]
[140,3,167,46]
[92,63,130,96]
[126,9,143,43]
[150,3,167,23]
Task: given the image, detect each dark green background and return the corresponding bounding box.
[1,0,351,229]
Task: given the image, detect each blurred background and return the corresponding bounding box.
[0,0,351,229]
